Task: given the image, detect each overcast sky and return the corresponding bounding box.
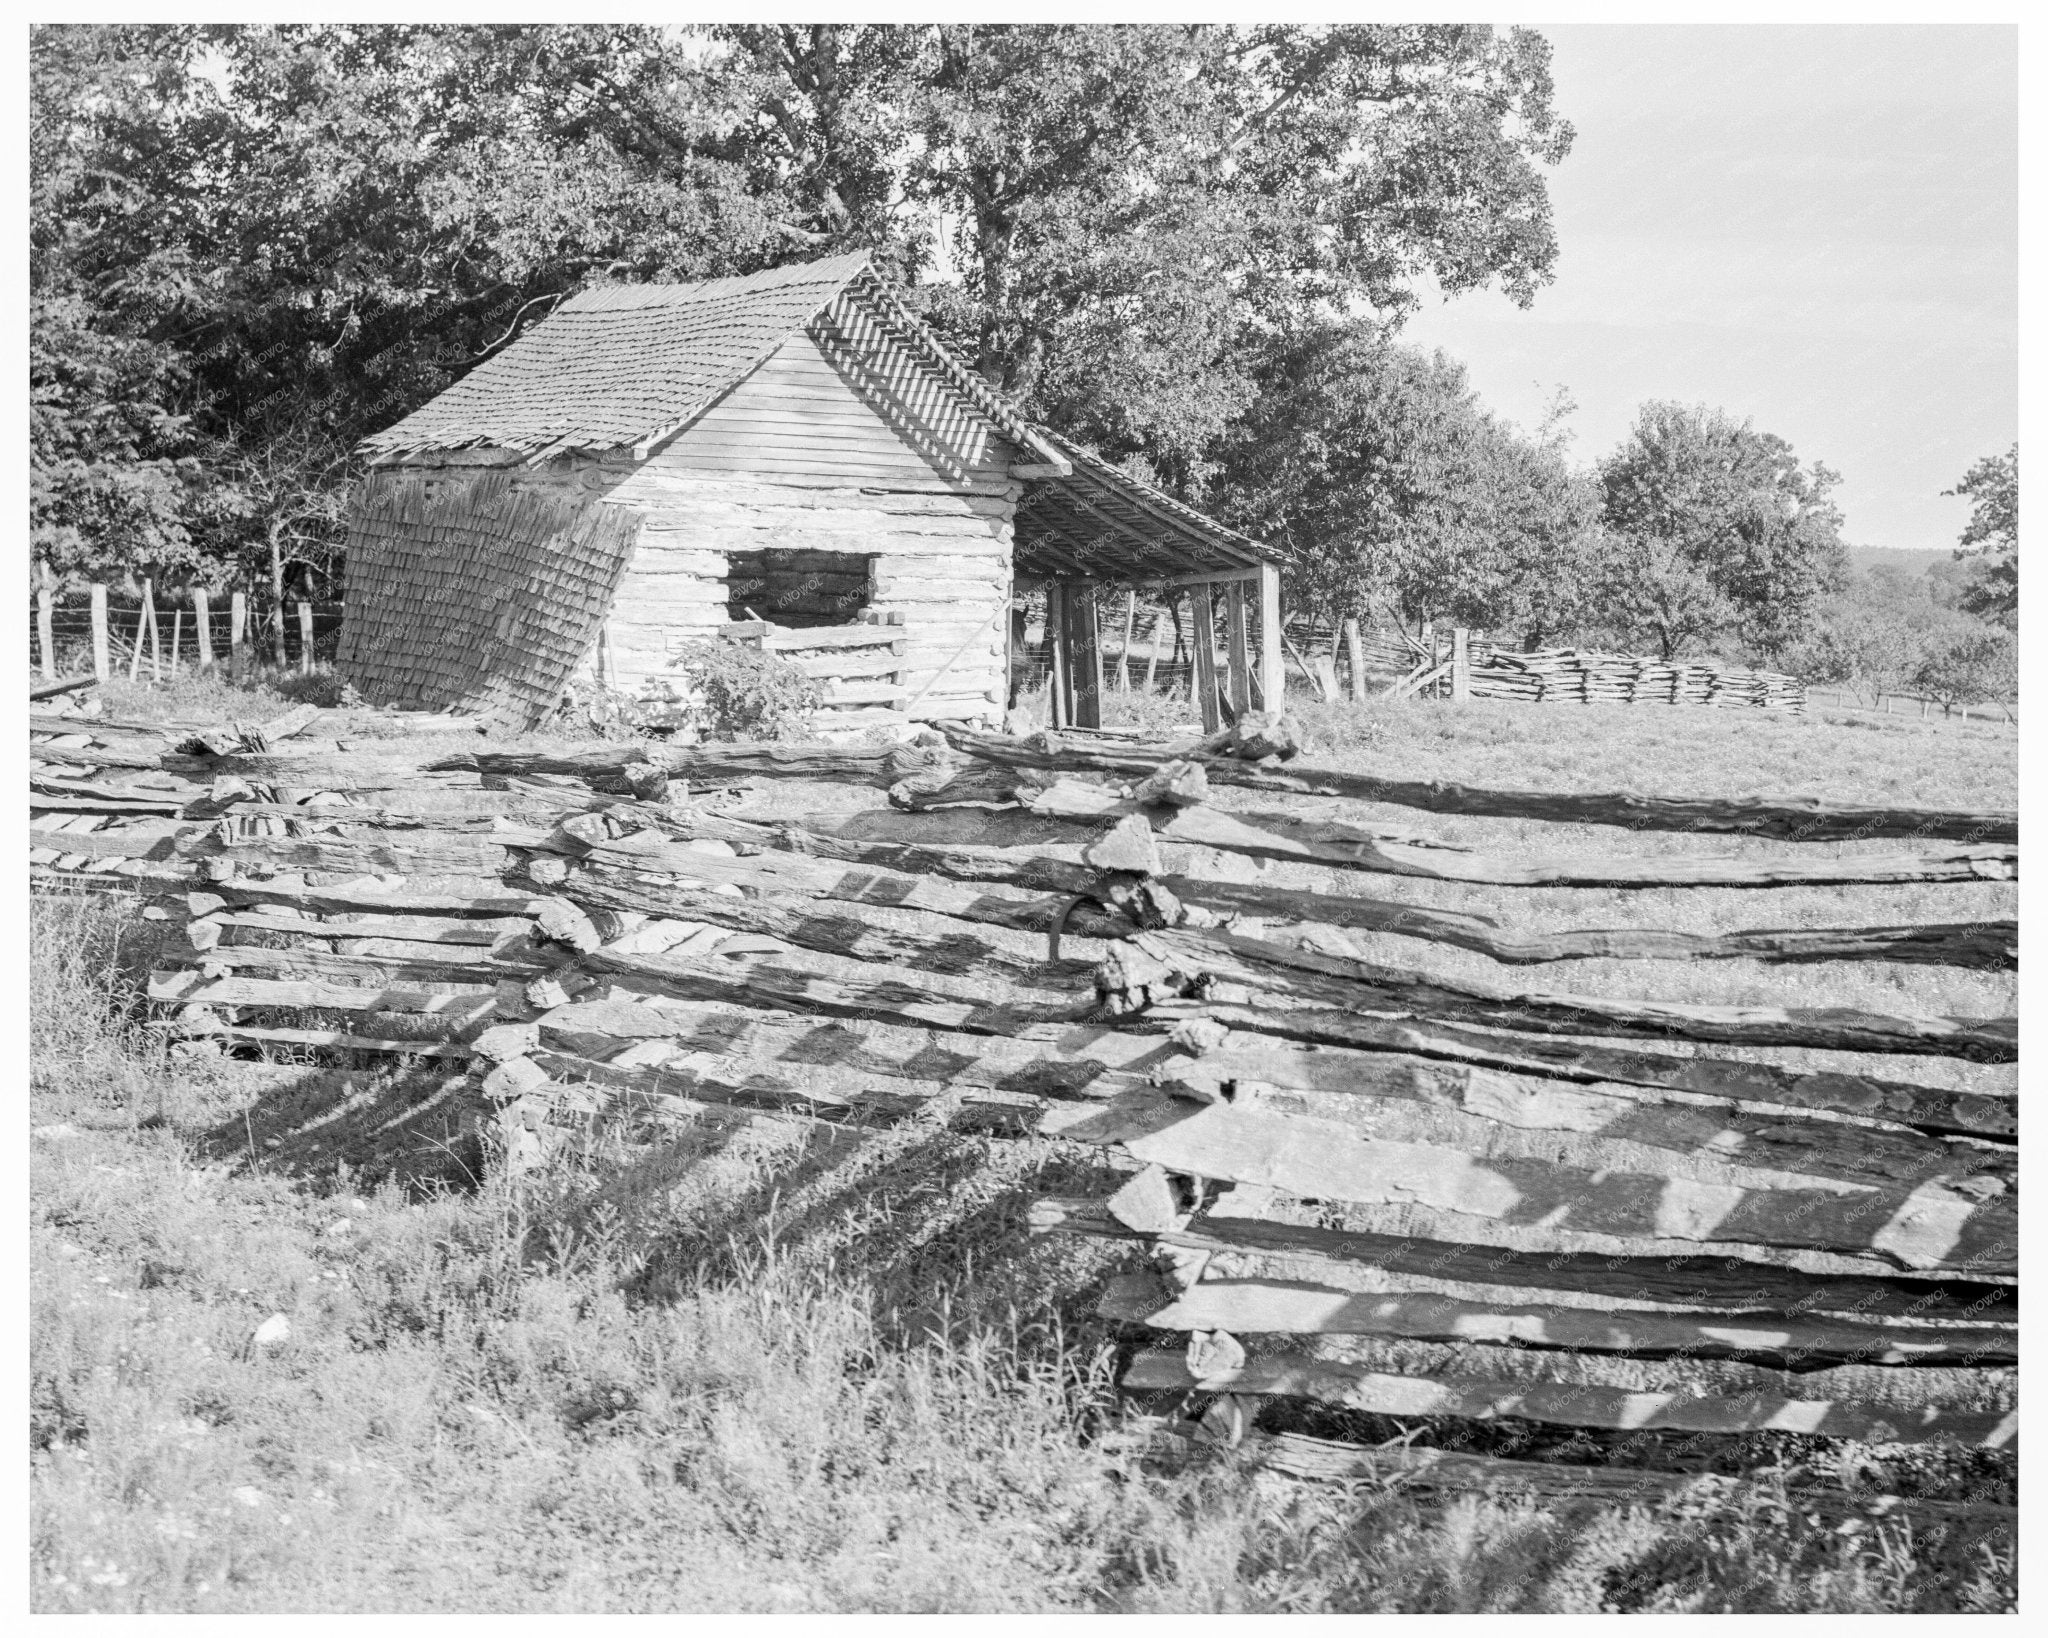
[1401,24,2016,553]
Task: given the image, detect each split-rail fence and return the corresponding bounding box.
[28,699,2017,1528]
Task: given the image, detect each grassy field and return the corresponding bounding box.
[29,681,2017,1612]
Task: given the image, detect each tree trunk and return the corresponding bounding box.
[269,524,289,666]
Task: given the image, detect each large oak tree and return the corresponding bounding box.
[32,22,1575,587]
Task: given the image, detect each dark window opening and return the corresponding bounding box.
[727,549,875,628]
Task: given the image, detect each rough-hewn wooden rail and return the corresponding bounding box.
[28,705,2019,1503]
[940,726,2020,845]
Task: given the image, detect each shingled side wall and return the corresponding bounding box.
[336,469,641,728]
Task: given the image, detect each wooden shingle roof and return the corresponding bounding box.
[358,249,1280,582]
[360,251,1066,471]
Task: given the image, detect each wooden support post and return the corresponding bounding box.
[1450,626,1471,702]
[1342,617,1366,703]
[147,587,162,683]
[1116,590,1136,691]
[169,605,184,676]
[297,600,315,673]
[1256,561,1283,715]
[1189,581,1222,733]
[128,585,148,681]
[1145,608,1165,692]
[194,586,214,671]
[230,589,248,683]
[1045,582,1070,730]
[90,584,109,681]
[1007,600,1026,709]
[1223,579,1253,716]
[35,584,55,679]
[1068,582,1104,730]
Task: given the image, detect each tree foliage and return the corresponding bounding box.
[1944,443,2017,623]
[1590,403,1848,661]
[31,22,1574,587]
[1215,324,1597,642]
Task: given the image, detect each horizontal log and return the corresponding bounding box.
[30,672,100,702]
[1162,1003,2015,1140]
[435,741,946,785]
[948,729,2019,845]
[195,833,513,876]
[821,681,907,706]
[1148,1042,2004,1195]
[557,860,1096,994]
[205,910,526,946]
[164,1021,472,1058]
[551,827,1127,942]
[30,794,190,816]
[761,625,911,652]
[532,1046,926,1120]
[1123,1351,2012,1447]
[1097,1273,2010,1368]
[213,880,550,918]
[783,649,908,680]
[27,826,183,860]
[162,936,548,987]
[646,809,1100,897]
[580,946,1092,1036]
[1031,782,2019,888]
[1113,928,2018,1061]
[147,969,500,1014]
[531,1001,1180,1096]
[1165,876,2016,970]
[1029,1199,2012,1325]
[1034,1090,2013,1272]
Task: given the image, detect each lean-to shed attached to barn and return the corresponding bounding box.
[338,250,1282,733]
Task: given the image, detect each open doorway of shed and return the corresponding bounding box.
[727,548,875,628]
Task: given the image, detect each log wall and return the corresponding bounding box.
[591,295,1018,721]
[349,291,1020,727]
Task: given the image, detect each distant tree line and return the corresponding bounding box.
[29,23,2016,703]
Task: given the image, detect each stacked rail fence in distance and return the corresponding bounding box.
[27,699,2017,1529]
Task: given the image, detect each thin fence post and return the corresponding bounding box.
[90,584,109,681]
[297,600,315,674]
[1144,609,1164,692]
[1450,626,1471,702]
[1342,617,1366,703]
[1116,590,1135,692]
[36,584,55,679]
[195,585,214,671]
[147,585,162,683]
[230,589,248,683]
[128,583,149,681]
[169,604,184,676]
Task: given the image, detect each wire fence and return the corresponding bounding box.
[28,592,344,681]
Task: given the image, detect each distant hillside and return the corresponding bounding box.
[1848,546,1953,579]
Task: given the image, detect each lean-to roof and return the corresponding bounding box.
[1013,428,1277,583]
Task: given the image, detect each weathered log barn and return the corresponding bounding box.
[338,250,1281,732]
